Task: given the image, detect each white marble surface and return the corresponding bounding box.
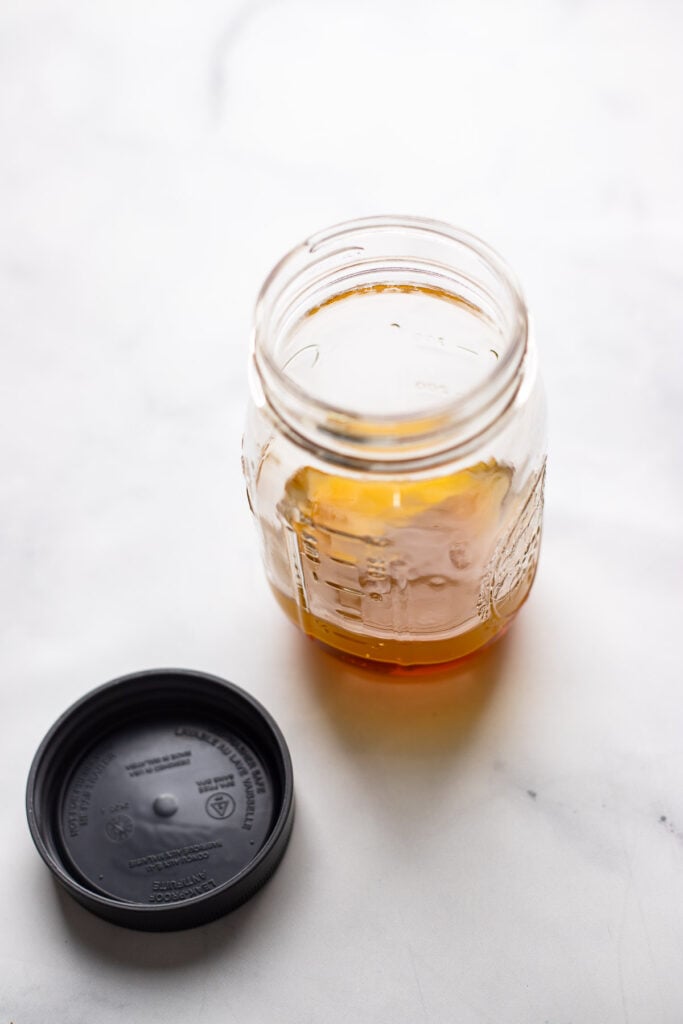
[1,1,682,1020]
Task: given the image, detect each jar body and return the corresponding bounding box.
[243,219,547,667]
[244,367,545,667]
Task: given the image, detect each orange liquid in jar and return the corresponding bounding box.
[273,459,544,667]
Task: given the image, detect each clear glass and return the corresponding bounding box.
[243,217,546,668]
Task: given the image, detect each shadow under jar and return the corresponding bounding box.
[243,217,546,668]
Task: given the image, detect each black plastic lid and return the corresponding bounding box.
[26,669,295,932]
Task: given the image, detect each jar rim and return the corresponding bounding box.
[252,216,529,465]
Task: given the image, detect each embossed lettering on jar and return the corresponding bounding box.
[243,217,547,667]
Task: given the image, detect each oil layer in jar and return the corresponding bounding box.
[274,459,542,667]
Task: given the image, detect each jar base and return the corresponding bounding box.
[270,585,519,670]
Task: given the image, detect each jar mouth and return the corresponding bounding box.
[253,216,528,466]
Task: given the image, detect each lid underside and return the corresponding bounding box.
[26,670,295,931]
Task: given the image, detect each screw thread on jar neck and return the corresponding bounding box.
[252,216,528,471]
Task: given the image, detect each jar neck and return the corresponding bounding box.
[252,216,528,471]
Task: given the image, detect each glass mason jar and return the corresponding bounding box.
[243,217,546,668]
